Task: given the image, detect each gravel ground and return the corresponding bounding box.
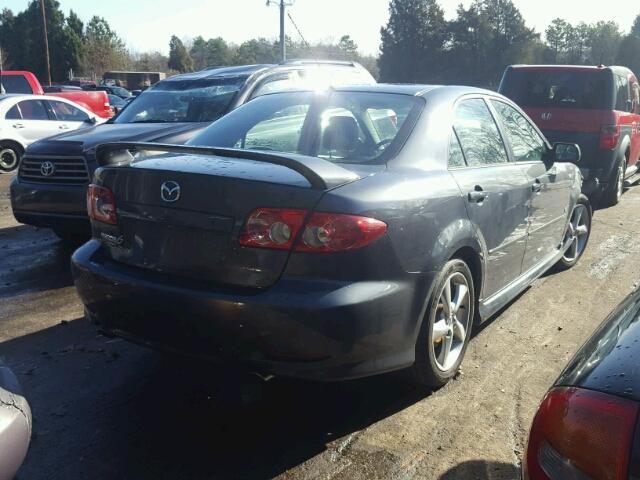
[1,170,640,479]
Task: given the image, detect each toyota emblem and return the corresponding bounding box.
[160,181,181,203]
[40,161,55,177]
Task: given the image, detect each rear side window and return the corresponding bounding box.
[500,69,613,110]
[238,104,309,152]
[49,100,90,121]
[615,75,630,112]
[17,100,49,120]
[491,100,546,162]
[453,98,509,167]
[5,105,21,120]
[448,130,466,168]
[0,74,33,94]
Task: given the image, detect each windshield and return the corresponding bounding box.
[188,91,423,164]
[501,69,613,110]
[109,86,131,97]
[113,76,248,124]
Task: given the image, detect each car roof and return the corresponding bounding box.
[162,60,371,84]
[277,83,497,98]
[0,93,54,102]
[507,64,633,75]
[165,64,274,82]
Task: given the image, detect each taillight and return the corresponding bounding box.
[238,208,307,250]
[524,387,639,480]
[600,125,620,150]
[295,212,387,252]
[239,209,387,252]
[87,184,118,225]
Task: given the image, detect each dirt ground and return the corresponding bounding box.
[2,170,640,480]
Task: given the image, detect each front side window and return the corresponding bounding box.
[189,91,423,165]
[491,100,546,162]
[49,101,90,122]
[453,98,509,167]
[17,100,49,121]
[252,73,298,99]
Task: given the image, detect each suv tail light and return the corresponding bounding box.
[87,184,118,225]
[600,125,621,150]
[239,209,387,252]
[524,387,639,480]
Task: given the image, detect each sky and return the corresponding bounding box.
[3,0,639,56]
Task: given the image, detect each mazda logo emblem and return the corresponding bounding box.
[160,181,181,203]
[40,161,55,177]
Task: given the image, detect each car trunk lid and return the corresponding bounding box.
[92,143,365,288]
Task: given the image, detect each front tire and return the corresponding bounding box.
[0,142,23,173]
[409,259,475,388]
[555,195,591,271]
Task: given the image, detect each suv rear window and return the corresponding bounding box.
[501,69,613,110]
[0,74,33,94]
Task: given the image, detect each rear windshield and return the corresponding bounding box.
[113,76,248,124]
[500,69,613,110]
[188,91,423,164]
[0,74,33,94]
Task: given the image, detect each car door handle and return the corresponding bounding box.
[58,124,70,130]
[468,186,487,203]
[532,180,542,193]
[12,123,25,129]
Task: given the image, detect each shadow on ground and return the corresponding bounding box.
[440,460,520,480]
[1,318,433,480]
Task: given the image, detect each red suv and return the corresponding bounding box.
[499,65,640,206]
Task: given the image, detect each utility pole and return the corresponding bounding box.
[267,0,294,63]
[40,0,52,86]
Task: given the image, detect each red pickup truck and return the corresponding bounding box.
[0,71,113,119]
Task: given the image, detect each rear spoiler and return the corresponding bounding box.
[95,142,362,190]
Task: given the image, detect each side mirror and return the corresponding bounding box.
[86,116,97,124]
[552,143,581,163]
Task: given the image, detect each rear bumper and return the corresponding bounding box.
[71,240,431,381]
[10,177,90,232]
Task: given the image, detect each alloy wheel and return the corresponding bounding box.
[431,272,471,372]
[0,148,18,171]
[562,204,589,263]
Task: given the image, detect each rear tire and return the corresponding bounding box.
[409,259,475,388]
[601,158,625,207]
[555,195,591,271]
[0,142,23,173]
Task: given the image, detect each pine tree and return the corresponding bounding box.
[168,35,194,73]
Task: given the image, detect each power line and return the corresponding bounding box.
[287,12,310,49]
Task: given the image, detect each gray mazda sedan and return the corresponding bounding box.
[72,85,590,387]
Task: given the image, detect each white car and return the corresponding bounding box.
[0,94,104,173]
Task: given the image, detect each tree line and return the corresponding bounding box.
[379,0,640,88]
[167,34,376,75]
[2,0,640,89]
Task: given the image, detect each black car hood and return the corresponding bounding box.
[26,122,208,156]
